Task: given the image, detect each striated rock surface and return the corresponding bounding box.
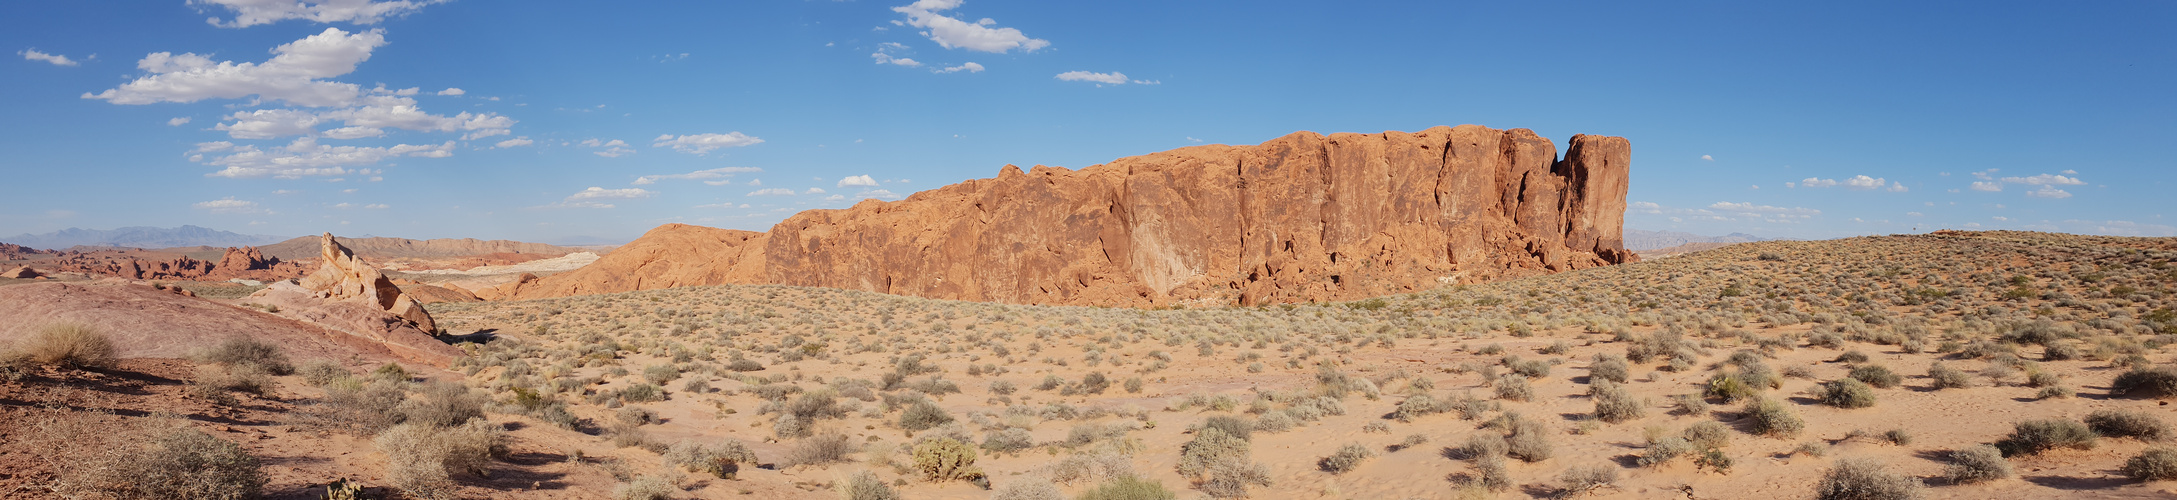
[511,125,1636,307]
[292,233,437,333]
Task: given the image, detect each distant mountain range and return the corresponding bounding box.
[1622,229,1767,251]
[2,225,290,250]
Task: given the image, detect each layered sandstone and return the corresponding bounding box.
[292,233,437,333]
[259,235,586,262]
[511,125,1636,307]
[40,246,308,281]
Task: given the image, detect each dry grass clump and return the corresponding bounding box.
[613,475,681,500]
[15,322,115,369]
[1742,397,1804,437]
[1815,457,1922,500]
[1558,464,1617,495]
[900,399,954,431]
[838,469,899,500]
[199,336,294,375]
[1589,353,1630,383]
[989,478,1065,500]
[1317,442,1374,474]
[2124,447,2177,481]
[1994,419,2099,457]
[376,419,508,500]
[783,433,854,467]
[2084,409,2170,441]
[53,422,267,500]
[1942,445,2010,484]
[1200,458,1272,499]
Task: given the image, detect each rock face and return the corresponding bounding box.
[40,246,308,281]
[511,125,1636,307]
[2,265,39,279]
[294,233,437,333]
[258,235,585,262]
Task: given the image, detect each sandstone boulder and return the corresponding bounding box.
[510,125,1637,307]
[294,233,437,333]
[2,265,40,279]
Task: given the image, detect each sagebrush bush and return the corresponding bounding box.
[2085,410,2169,441]
[2124,447,2177,481]
[1589,354,1629,383]
[1942,445,2010,484]
[1995,419,2099,457]
[1389,394,1445,423]
[400,380,487,429]
[201,337,293,375]
[913,437,984,482]
[1317,442,1374,474]
[838,470,898,500]
[18,322,115,369]
[1494,373,1533,402]
[1847,364,1901,389]
[1820,378,1878,408]
[982,427,1035,455]
[1201,458,1271,499]
[783,433,852,467]
[1074,475,1176,500]
[1559,464,1617,495]
[1815,457,1922,500]
[60,425,267,500]
[2112,365,2177,399]
[900,399,954,431]
[1684,421,1731,450]
[1177,427,1250,478]
[1471,454,1512,492]
[1504,414,1554,463]
[619,383,665,403]
[299,359,351,386]
[1591,379,1645,423]
[1199,415,1253,442]
[1744,397,1804,437]
[665,438,759,478]
[1046,452,1133,485]
[1927,362,1972,389]
[613,475,679,500]
[1639,436,1691,467]
[377,419,506,500]
[990,478,1064,500]
[1672,393,1710,416]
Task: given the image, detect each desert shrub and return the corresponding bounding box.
[1504,415,1554,463]
[1198,415,1253,442]
[619,383,665,403]
[642,364,679,385]
[989,379,1018,395]
[1815,457,1922,500]
[618,406,658,426]
[1639,437,1692,467]
[18,322,115,369]
[1795,441,1831,457]
[306,378,409,434]
[1201,458,1272,499]
[2043,342,2081,361]
[664,438,758,479]
[1559,464,1617,495]
[837,470,897,500]
[1074,476,1176,500]
[1036,374,1064,391]
[2111,365,2177,398]
[371,362,410,382]
[1819,378,1878,409]
[201,337,293,375]
[990,478,1064,500]
[1883,429,1912,446]
[1124,377,1144,393]
[613,475,680,500]
[1847,364,1901,389]
[2085,410,2170,441]
[1508,358,1551,378]
[1704,373,1758,403]
[1459,432,1508,460]
[1589,353,1629,383]
[1471,454,1513,492]
[1696,449,1734,474]
[1942,445,2010,484]
[1493,373,1533,402]
[1317,442,1374,474]
[681,377,710,394]
[1926,362,1972,389]
[59,425,267,500]
[725,358,764,372]
[982,427,1035,454]
[1743,397,1805,437]
[788,390,848,421]
[2124,447,2177,481]
[1995,419,2099,456]
[912,437,985,482]
[300,359,351,386]
[1046,452,1134,485]
[196,363,278,396]
[1684,421,1731,450]
[900,400,954,431]
[2036,386,2075,399]
[1591,379,1645,423]
[400,380,487,429]
[1176,427,1250,478]
[2025,368,2061,388]
[1672,393,1711,416]
[377,419,506,500]
[1834,351,1870,363]
[783,433,853,466]
[1389,394,1446,423]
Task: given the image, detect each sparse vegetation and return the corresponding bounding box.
[1995,419,2100,457]
[1942,445,2011,484]
[1815,457,1921,500]
[15,322,115,369]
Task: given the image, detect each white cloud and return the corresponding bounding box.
[321,126,383,139]
[856,189,901,200]
[1970,169,1998,180]
[1629,201,1662,213]
[2000,173,2085,186]
[543,186,653,209]
[494,136,533,148]
[1798,175,1891,191]
[191,0,448,28]
[436,87,464,96]
[872,52,922,67]
[936,62,984,73]
[891,0,1049,53]
[193,137,452,178]
[364,203,388,209]
[805,187,826,194]
[1699,155,1713,161]
[85,27,384,107]
[192,197,259,213]
[20,48,78,66]
[582,139,634,157]
[837,174,879,188]
[214,108,321,139]
[168,117,192,126]
[632,167,762,185]
[653,132,763,155]
[1799,177,1839,188]
[747,188,796,196]
[1843,175,1886,190]
[2025,186,2072,199]
[1708,201,1820,216]
[1055,71,1136,85]
[1886,183,1908,193]
[1970,181,2002,192]
[320,94,515,139]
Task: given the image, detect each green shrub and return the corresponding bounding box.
[1705,373,1758,403]
[2123,447,2177,481]
[1684,421,1731,450]
[1074,476,1176,500]
[371,362,410,382]
[1819,378,1878,409]
[1591,379,1645,423]
[664,438,758,479]
[1743,398,1804,438]
[1176,427,1250,479]
[1638,436,1691,467]
[2085,410,2169,441]
[1942,445,2010,484]
[1995,419,2099,457]
[300,359,351,386]
[1927,362,1972,389]
[1815,457,1921,500]
[619,383,665,403]
[913,437,985,482]
[1317,442,1374,474]
[17,322,114,369]
[1847,364,1901,389]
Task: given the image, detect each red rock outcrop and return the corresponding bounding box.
[0,242,46,260]
[291,233,437,333]
[40,246,307,281]
[2,265,40,279]
[0,282,459,367]
[510,125,1636,307]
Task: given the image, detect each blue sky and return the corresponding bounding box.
[2,1,2171,244]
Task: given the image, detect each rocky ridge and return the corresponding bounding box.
[510,125,1635,307]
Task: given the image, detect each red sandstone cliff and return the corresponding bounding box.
[510,125,1635,307]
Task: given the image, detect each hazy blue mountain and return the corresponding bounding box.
[2,225,289,250]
